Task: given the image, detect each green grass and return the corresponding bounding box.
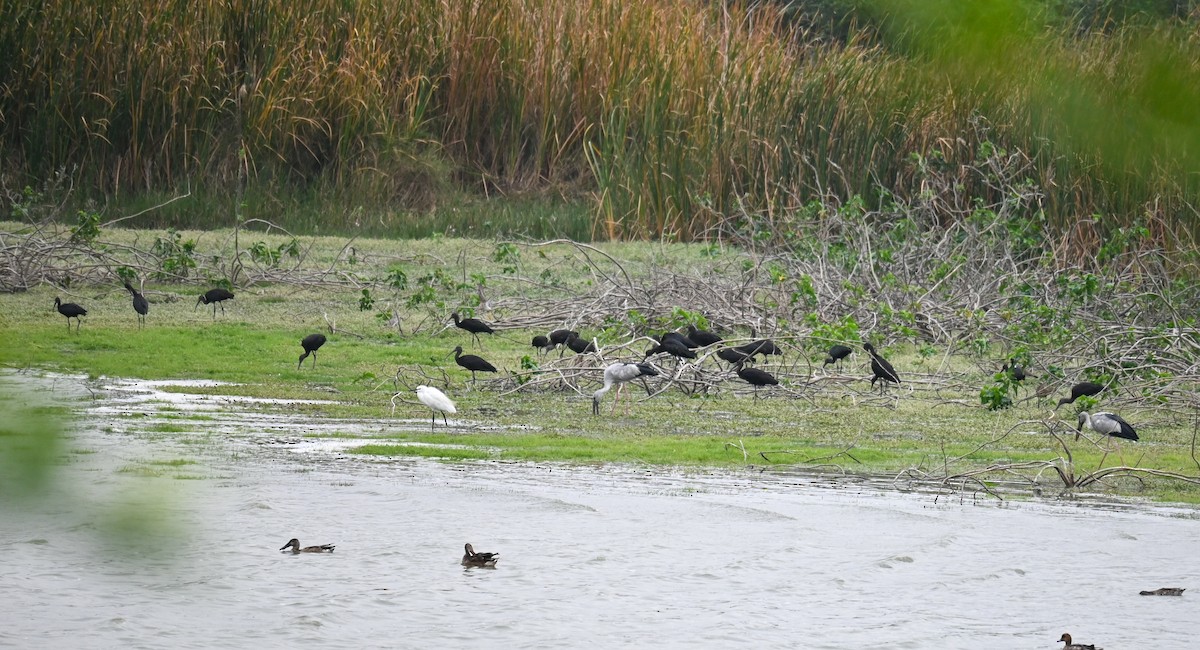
[4,228,1200,504]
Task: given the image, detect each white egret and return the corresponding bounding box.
[416,385,456,431]
[593,362,659,416]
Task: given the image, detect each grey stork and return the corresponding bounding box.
[1076,411,1138,465]
[593,362,659,415]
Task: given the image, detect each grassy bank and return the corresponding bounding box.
[2,1,1197,242]
[4,225,1200,504]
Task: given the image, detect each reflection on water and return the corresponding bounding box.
[2,372,1198,649]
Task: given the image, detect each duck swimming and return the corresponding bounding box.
[1058,632,1101,649]
[279,538,336,553]
[461,543,499,567]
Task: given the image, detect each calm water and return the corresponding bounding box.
[2,372,1197,649]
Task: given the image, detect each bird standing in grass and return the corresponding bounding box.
[824,344,852,369]
[196,288,235,319]
[461,543,499,568]
[549,329,577,356]
[593,362,659,416]
[1057,381,1104,407]
[736,339,782,358]
[298,333,327,369]
[451,312,494,347]
[565,331,597,354]
[735,363,778,398]
[280,538,335,554]
[685,324,722,347]
[863,342,901,394]
[54,297,87,332]
[453,345,497,381]
[531,335,554,356]
[1076,411,1138,465]
[416,385,456,431]
[716,347,753,366]
[124,282,149,328]
[645,338,696,361]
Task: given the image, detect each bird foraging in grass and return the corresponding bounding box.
[593,362,659,416]
[735,363,778,399]
[453,345,498,381]
[196,288,234,319]
[1057,381,1104,407]
[823,344,852,369]
[298,333,327,369]
[416,385,456,431]
[863,342,900,394]
[54,297,87,332]
[1076,411,1138,466]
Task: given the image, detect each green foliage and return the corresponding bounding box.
[358,289,375,312]
[114,266,137,283]
[809,314,861,348]
[385,267,408,290]
[247,239,299,268]
[151,229,197,279]
[69,209,101,245]
[492,243,520,274]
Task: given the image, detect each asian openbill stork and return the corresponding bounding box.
[685,324,722,347]
[1057,381,1104,407]
[593,362,659,416]
[824,344,853,369]
[416,385,456,431]
[1076,410,1138,465]
[124,282,149,328]
[451,312,494,347]
[196,288,234,319]
[54,297,87,332]
[863,342,901,394]
[453,345,498,381]
[298,333,326,369]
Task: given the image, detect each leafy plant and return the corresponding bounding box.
[358,289,375,311]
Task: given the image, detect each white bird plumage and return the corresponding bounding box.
[416,385,456,431]
[593,362,659,415]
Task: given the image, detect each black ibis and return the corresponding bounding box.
[451,312,494,347]
[462,543,499,568]
[863,342,901,394]
[124,282,149,328]
[54,297,87,332]
[645,338,696,360]
[593,362,659,415]
[1057,633,1100,650]
[531,335,553,355]
[453,345,498,381]
[716,347,753,365]
[736,363,779,398]
[298,333,326,369]
[196,288,235,318]
[660,332,698,349]
[1057,381,1104,407]
[548,329,577,356]
[685,324,722,347]
[1002,360,1034,382]
[824,344,853,369]
[565,331,597,354]
[280,538,335,553]
[736,339,782,358]
[416,385,455,431]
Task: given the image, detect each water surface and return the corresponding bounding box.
[2,372,1196,649]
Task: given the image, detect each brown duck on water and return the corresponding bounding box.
[279,538,335,554]
[461,543,498,568]
[1058,632,1102,650]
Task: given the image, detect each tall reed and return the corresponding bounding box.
[0,0,1196,241]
